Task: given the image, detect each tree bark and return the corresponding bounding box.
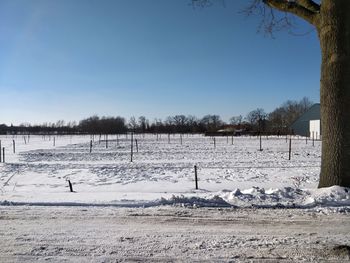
[318,0,350,187]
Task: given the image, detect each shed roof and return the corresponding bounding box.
[291,103,320,127]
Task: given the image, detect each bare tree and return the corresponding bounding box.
[269,97,313,132]
[138,116,148,133]
[192,0,350,188]
[229,115,243,125]
[128,116,138,132]
[201,114,223,132]
[246,108,267,132]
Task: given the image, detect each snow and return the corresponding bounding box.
[1,134,350,261]
[1,205,350,262]
[0,133,348,209]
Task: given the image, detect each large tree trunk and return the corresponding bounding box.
[318,0,350,187]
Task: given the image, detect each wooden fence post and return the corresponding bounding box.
[68,180,73,192]
[288,138,292,160]
[2,147,5,163]
[90,140,93,153]
[135,139,138,153]
[13,140,15,153]
[130,132,134,162]
[194,165,198,190]
[259,134,262,151]
[0,140,2,162]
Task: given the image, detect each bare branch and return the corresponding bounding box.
[191,0,213,8]
[242,0,299,37]
[263,0,319,26]
[193,0,318,37]
[191,0,226,8]
[297,0,320,13]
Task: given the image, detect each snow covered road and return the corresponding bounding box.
[1,206,349,262]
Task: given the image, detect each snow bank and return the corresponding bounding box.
[1,186,349,210]
[217,185,350,208]
[158,195,231,208]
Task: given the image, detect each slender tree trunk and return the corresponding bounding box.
[318,0,350,187]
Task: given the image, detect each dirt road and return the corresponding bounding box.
[0,206,349,262]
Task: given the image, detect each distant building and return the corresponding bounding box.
[290,103,321,138]
[205,125,248,137]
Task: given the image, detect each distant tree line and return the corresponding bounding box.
[79,116,127,134]
[0,97,313,135]
[244,97,314,134]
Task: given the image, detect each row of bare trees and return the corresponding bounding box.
[245,97,314,134]
[0,98,313,135]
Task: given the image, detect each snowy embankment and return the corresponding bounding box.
[0,134,349,209]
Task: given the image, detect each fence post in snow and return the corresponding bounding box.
[106,134,108,149]
[312,132,315,147]
[2,147,5,163]
[53,137,55,147]
[135,139,138,153]
[288,138,292,160]
[231,135,234,145]
[0,140,2,162]
[12,140,15,154]
[68,180,73,192]
[259,134,262,151]
[130,132,134,162]
[168,133,170,144]
[213,137,216,149]
[194,165,198,190]
[90,140,93,153]
[180,134,182,145]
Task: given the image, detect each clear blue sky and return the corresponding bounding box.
[0,0,320,125]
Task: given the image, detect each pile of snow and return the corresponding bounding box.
[217,185,350,208]
[158,194,231,208]
[149,185,350,209]
[1,186,349,210]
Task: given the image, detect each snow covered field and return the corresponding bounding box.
[0,133,349,208]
